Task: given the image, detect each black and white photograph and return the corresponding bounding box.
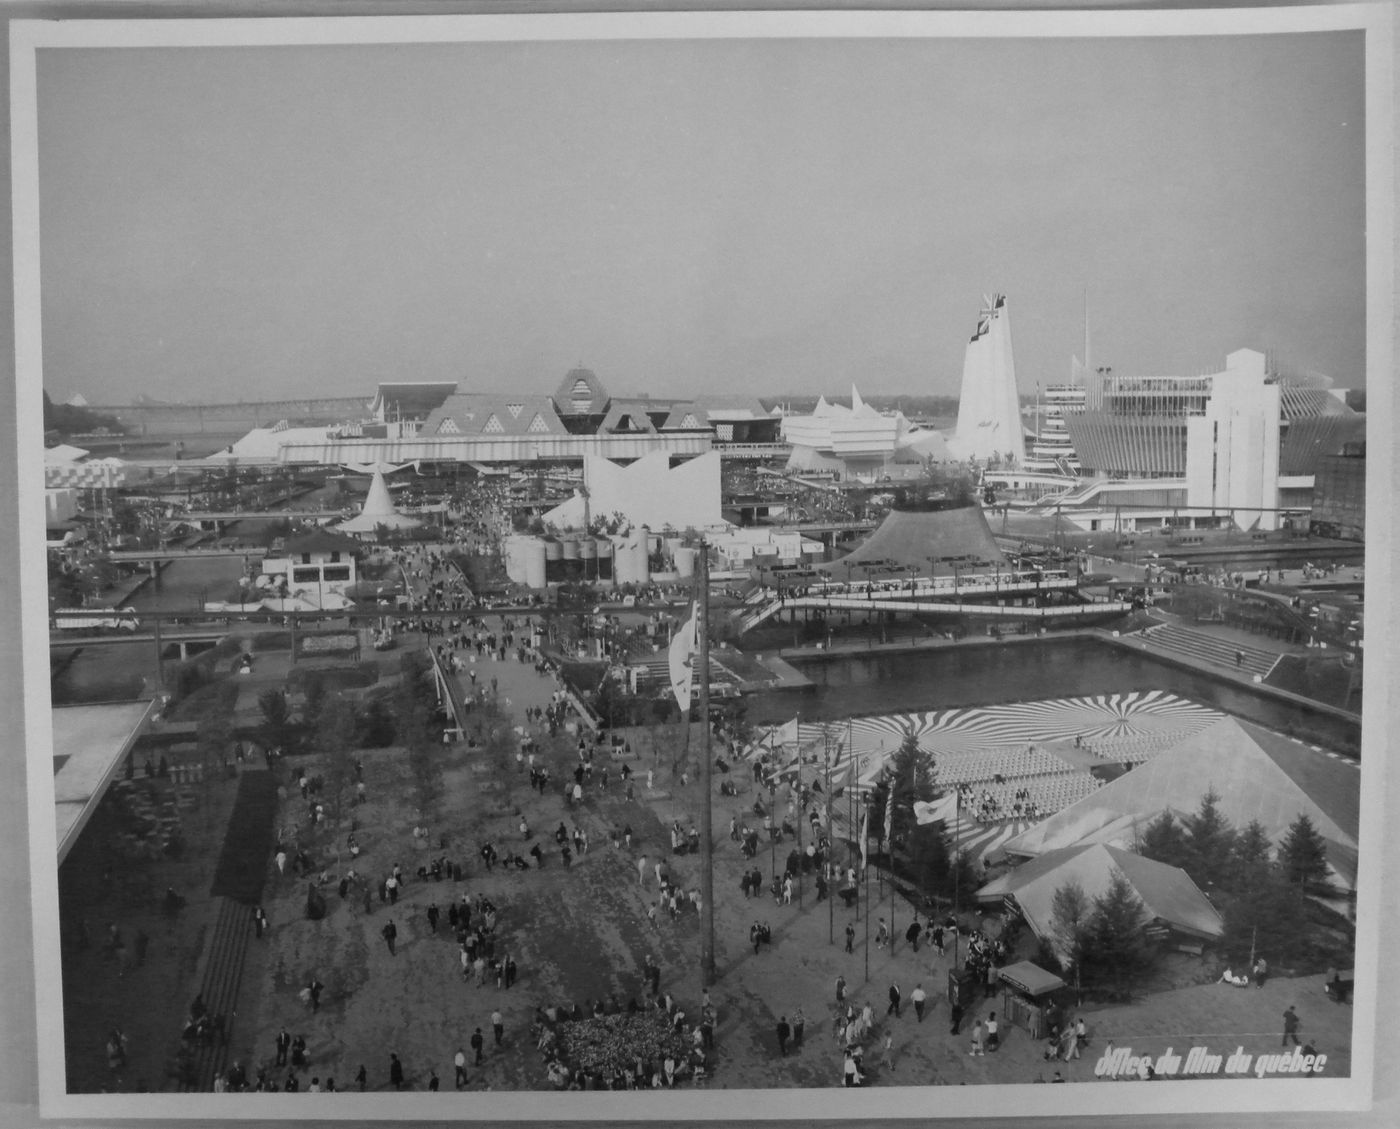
[4,3,1394,1122]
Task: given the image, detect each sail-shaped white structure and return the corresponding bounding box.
[952,293,1024,463]
[337,469,422,537]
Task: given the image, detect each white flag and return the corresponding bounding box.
[914,793,959,826]
[859,802,870,871]
[668,602,698,712]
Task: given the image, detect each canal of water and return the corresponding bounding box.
[746,637,1360,755]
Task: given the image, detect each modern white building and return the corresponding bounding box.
[542,450,724,533]
[780,386,951,482]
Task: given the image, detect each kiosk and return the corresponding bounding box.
[996,960,1066,1040]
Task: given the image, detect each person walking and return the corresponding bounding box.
[354,1064,367,1092]
[792,1007,805,1049]
[986,1011,1000,1052]
[950,1000,964,1036]
[471,1027,485,1065]
[912,983,927,1023]
[835,974,847,1007]
[274,1027,291,1066]
[905,916,922,953]
[776,1015,791,1057]
[428,1068,439,1092]
[844,922,855,954]
[388,1052,404,1090]
[454,1047,467,1089]
[881,1029,895,1073]
[1283,1005,1302,1047]
[426,903,440,934]
[887,983,901,1017]
[382,919,397,956]
[637,854,648,887]
[970,1019,985,1056]
[492,1009,504,1047]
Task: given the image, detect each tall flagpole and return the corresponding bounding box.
[697,543,716,987]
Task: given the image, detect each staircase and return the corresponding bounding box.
[189,897,254,1089]
[1140,623,1280,678]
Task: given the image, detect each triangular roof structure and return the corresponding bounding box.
[337,469,423,535]
[815,505,1006,578]
[1000,715,1358,884]
[553,367,611,416]
[976,842,1224,960]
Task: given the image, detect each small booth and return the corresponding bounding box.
[947,965,979,1010]
[996,960,1066,1040]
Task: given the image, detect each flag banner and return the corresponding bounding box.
[913,793,959,826]
[859,803,869,871]
[883,781,895,849]
[667,602,698,712]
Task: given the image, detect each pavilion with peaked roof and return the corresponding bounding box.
[337,469,423,538]
[976,842,1224,960]
[813,505,1007,579]
[999,715,1359,887]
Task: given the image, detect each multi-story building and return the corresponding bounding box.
[1054,349,1363,532]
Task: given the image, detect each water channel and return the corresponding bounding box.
[746,637,1360,756]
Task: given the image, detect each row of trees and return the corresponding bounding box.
[1133,791,1339,970]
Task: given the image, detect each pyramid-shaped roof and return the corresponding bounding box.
[1001,716,1358,879]
[337,469,422,534]
[976,842,1224,959]
[815,505,1006,577]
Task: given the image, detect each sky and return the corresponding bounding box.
[33,29,1366,405]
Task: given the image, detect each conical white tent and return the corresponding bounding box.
[337,469,422,537]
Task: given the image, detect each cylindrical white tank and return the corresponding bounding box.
[674,546,696,578]
[503,536,525,585]
[594,537,614,586]
[524,538,547,589]
[560,538,580,563]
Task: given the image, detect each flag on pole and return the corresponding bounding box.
[883,779,895,850]
[859,802,870,871]
[913,793,959,826]
[668,602,698,712]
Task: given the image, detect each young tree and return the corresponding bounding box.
[258,688,292,749]
[1135,811,1189,871]
[1049,879,1092,990]
[1230,819,1274,891]
[1279,813,1330,892]
[1181,789,1238,892]
[1081,869,1153,1001]
[316,693,360,832]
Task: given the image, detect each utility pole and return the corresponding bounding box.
[697,544,716,987]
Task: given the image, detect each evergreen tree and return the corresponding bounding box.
[1231,819,1274,890]
[1135,811,1189,870]
[1220,863,1298,966]
[1279,813,1330,891]
[1081,869,1153,1001]
[1181,789,1237,892]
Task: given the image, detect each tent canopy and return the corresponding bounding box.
[816,506,1006,579]
[997,961,1066,998]
[976,842,1224,960]
[1000,716,1358,889]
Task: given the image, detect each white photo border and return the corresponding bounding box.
[8,3,1394,1122]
